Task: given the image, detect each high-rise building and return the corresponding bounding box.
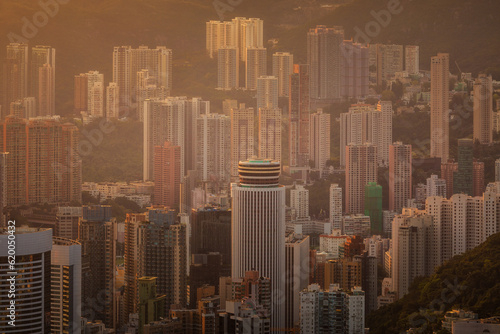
[112,46,172,115]
[206,20,236,58]
[0,227,52,333]
[123,213,147,324]
[299,284,354,334]
[123,208,187,319]
[341,40,369,98]
[365,182,383,234]
[232,160,285,328]
[473,74,493,144]
[56,206,83,240]
[0,116,81,206]
[85,71,104,118]
[246,47,267,90]
[473,160,485,197]
[405,45,419,75]
[106,82,120,119]
[324,258,362,292]
[310,109,331,173]
[339,101,392,167]
[136,70,168,121]
[329,183,343,230]
[217,47,239,90]
[389,142,412,212]
[426,174,447,198]
[196,113,231,187]
[285,233,310,329]
[206,17,263,62]
[51,237,82,334]
[430,53,450,161]
[272,52,294,97]
[191,206,231,269]
[138,277,166,333]
[291,184,310,220]
[78,205,116,328]
[2,43,28,115]
[144,97,207,180]
[219,271,271,333]
[258,108,281,162]
[38,63,55,116]
[342,214,371,237]
[376,44,403,85]
[257,76,279,110]
[112,46,131,109]
[289,64,310,167]
[153,141,181,210]
[392,210,435,299]
[454,139,474,196]
[345,144,378,214]
[495,158,500,182]
[307,25,344,101]
[74,73,88,113]
[441,160,458,198]
[31,45,55,104]
[230,107,255,177]
[237,17,264,62]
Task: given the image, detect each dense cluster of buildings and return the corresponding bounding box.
[0,9,499,334]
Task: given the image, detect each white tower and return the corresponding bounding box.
[232,160,285,329]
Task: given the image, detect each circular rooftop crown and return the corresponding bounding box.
[238,159,281,186]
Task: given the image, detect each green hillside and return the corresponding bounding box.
[367,232,500,333]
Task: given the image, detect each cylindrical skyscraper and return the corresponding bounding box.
[231,159,285,329]
[0,227,52,333]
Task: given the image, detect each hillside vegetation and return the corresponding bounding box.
[367,232,500,333]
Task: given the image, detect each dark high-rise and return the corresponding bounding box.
[453,139,474,196]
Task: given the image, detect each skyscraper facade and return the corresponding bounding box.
[231,160,286,328]
[2,43,28,116]
[309,109,331,173]
[257,76,279,110]
[230,107,255,178]
[341,40,369,99]
[405,45,419,75]
[289,64,310,167]
[272,52,294,97]
[307,25,344,101]
[31,45,55,107]
[473,74,493,144]
[51,237,82,334]
[246,47,267,90]
[217,47,239,90]
[0,116,81,206]
[453,139,474,196]
[329,183,343,230]
[153,141,181,210]
[38,63,55,116]
[196,113,231,187]
[345,144,378,214]
[78,205,116,328]
[389,142,412,212]
[258,108,281,162]
[376,44,403,85]
[0,227,52,333]
[106,82,120,119]
[430,53,450,161]
[339,101,392,167]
